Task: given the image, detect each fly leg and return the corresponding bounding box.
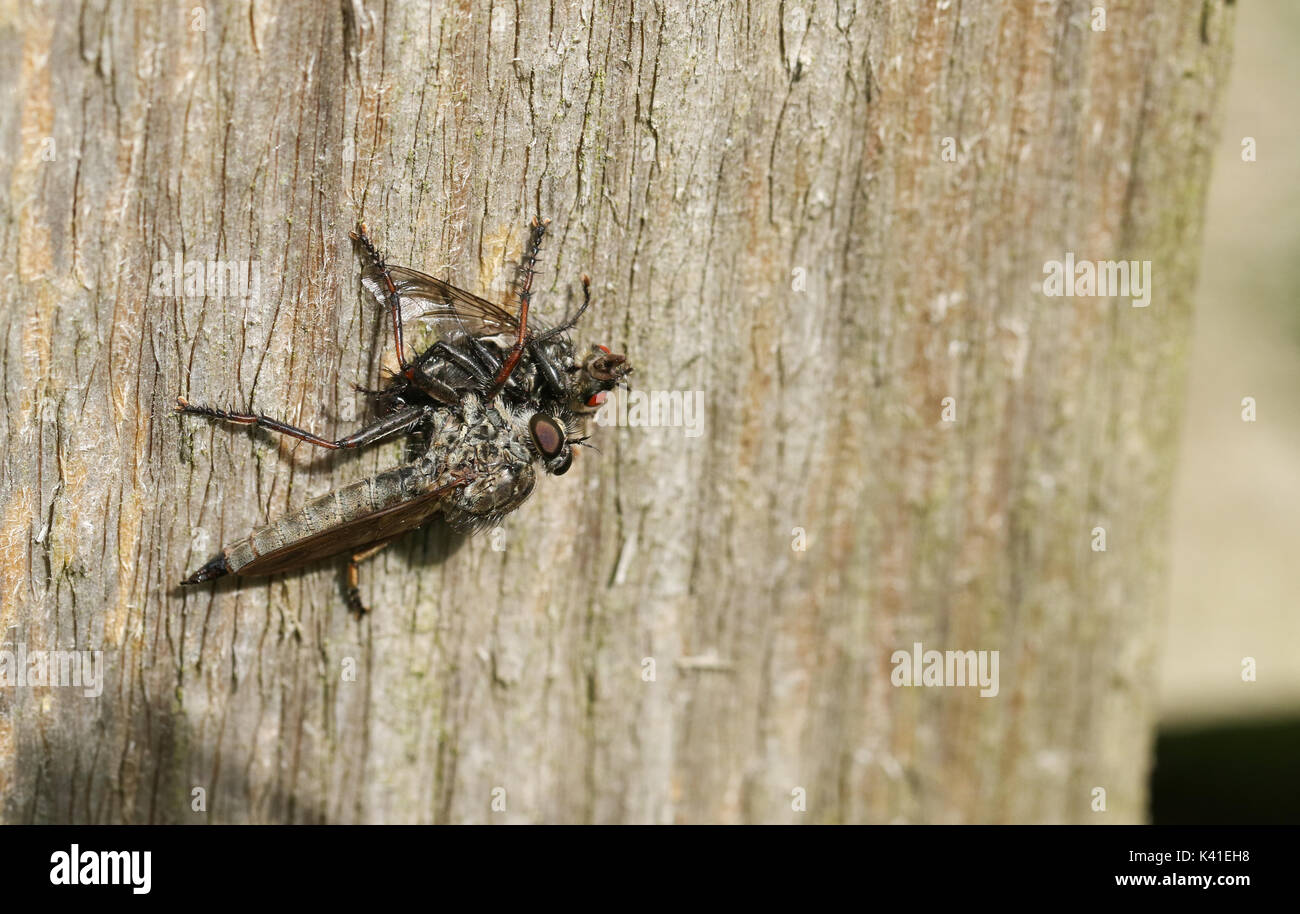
[351,222,409,370]
[533,272,593,343]
[529,339,571,403]
[429,305,527,394]
[176,398,426,450]
[425,339,522,395]
[529,275,593,403]
[403,370,463,407]
[489,216,549,393]
[345,540,395,617]
[395,340,499,406]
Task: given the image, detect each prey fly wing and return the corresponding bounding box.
[360,264,523,337]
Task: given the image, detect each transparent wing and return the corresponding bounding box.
[235,479,467,576]
[360,263,520,337]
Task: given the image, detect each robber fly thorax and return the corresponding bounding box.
[178,217,632,615]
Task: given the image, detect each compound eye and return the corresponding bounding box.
[529,413,566,459]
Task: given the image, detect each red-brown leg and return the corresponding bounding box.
[345,540,395,617]
[490,216,549,392]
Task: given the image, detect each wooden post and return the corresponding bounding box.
[0,1,1234,823]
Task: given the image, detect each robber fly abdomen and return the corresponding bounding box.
[181,393,552,613]
[183,461,460,584]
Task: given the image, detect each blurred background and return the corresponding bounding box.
[1152,1,1300,823]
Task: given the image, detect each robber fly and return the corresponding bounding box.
[178,217,630,616]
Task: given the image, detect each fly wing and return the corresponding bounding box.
[360,264,520,336]
[231,477,467,577]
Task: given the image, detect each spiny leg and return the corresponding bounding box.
[427,339,505,390]
[351,222,409,370]
[528,338,568,402]
[345,540,396,617]
[407,370,463,406]
[530,274,594,401]
[490,216,549,393]
[535,272,592,344]
[442,302,517,391]
[355,372,461,409]
[176,398,425,450]
[352,222,474,405]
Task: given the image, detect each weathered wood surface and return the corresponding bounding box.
[0,1,1233,823]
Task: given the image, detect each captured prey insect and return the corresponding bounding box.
[351,217,632,422]
[177,217,632,615]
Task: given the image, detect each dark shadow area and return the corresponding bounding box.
[1150,716,1300,824]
